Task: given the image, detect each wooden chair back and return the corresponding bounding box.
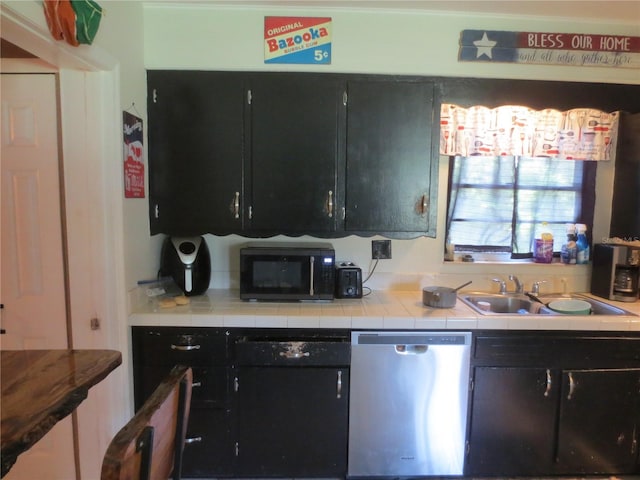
[101,365,192,480]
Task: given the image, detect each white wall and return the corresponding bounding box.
[139,3,639,295]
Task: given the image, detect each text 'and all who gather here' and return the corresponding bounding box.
[264,16,332,64]
[459,30,640,69]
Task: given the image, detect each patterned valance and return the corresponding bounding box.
[440,104,619,161]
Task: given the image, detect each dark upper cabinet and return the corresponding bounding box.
[247,74,344,234]
[147,71,245,236]
[147,71,438,238]
[345,79,436,236]
[610,112,640,240]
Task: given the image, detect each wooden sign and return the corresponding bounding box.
[459,30,640,69]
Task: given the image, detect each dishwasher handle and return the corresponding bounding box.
[395,344,428,354]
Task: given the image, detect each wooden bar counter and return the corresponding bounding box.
[1,349,122,477]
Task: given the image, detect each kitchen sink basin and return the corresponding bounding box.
[459,292,637,316]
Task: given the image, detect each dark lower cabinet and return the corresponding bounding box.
[467,367,558,476]
[556,368,640,474]
[132,326,350,478]
[233,332,351,477]
[182,408,234,478]
[235,367,349,476]
[131,327,234,477]
[467,333,640,477]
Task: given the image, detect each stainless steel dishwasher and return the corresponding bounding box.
[348,331,472,477]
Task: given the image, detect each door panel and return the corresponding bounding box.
[249,74,342,233]
[346,80,434,234]
[557,368,640,474]
[236,366,349,476]
[1,73,74,479]
[147,71,245,235]
[467,366,558,476]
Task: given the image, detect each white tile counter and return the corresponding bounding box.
[129,289,640,332]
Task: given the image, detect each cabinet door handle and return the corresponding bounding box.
[567,371,575,400]
[232,191,240,219]
[326,190,334,218]
[185,436,203,445]
[170,344,201,351]
[420,193,428,216]
[192,381,202,388]
[278,350,310,359]
[336,370,342,399]
[544,369,552,397]
[309,256,315,296]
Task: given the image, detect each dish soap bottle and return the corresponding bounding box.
[534,222,554,263]
[561,223,577,264]
[576,223,590,264]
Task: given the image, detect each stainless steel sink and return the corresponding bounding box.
[459,292,637,316]
[536,294,636,316]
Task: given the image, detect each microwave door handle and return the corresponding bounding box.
[309,256,315,296]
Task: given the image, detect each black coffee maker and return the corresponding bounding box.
[591,244,640,302]
[160,236,211,296]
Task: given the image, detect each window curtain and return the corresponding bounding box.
[440,104,619,161]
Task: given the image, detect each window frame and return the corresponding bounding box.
[445,155,596,258]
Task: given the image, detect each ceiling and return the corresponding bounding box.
[145,0,640,24]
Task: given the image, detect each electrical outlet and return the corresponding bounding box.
[372,240,392,259]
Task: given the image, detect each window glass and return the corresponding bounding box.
[446,156,595,257]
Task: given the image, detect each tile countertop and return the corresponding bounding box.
[129,289,640,332]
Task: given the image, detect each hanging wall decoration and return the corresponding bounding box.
[459,30,640,69]
[264,16,332,64]
[123,110,145,199]
[440,104,619,161]
[43,0,103,47]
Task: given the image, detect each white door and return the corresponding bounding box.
[1,73,76,479]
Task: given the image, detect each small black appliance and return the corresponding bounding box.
[591,243,639,302]
[160,236,211,296]
[240,242,335,301]
[335,261,363,299]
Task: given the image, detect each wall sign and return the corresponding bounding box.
[264,16,332,64]
[123,111,145,198]
[459,30,640,69]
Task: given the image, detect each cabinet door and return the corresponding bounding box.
[610,112,640,239]
[182,408,234,478]
[557,368,640,474]
[235,366,349,476]
[346,79,436,236]
[248,74,344,234]
[466,366,558,476]
[147,71,245,235]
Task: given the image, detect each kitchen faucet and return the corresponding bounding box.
[491,278,507,294]
[530,280,547,295]
[509,275,523,294]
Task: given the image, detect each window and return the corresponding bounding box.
[446,156,596,258]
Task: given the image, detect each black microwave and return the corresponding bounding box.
[240,242,335,301]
